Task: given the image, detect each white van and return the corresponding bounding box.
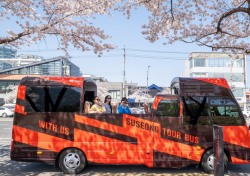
[0,106,14,117]
[242,108,250,118]
[3,103,16,111]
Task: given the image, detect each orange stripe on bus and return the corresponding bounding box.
[75,114,155,140]
[223,126,249,147]
[195,78,230,89]
[12,125,73,152]
[152,96,162,110]
[17,85,26,100]
[15,104,27,115]
[45,77,84,88]
[154,137,203,162]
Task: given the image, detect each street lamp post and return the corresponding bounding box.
[147,66,150,93]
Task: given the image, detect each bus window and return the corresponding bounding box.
[183,96,209,126]
[156,100,179,117]
[210,97,244,125]
[25,86,81,112]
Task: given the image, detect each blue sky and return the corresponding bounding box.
[15,9,250,87]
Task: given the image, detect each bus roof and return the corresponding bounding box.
[19,76,85,88]
[170,77,232,97]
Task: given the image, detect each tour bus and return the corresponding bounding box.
[11,76,250,174]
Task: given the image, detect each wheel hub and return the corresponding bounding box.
[64,153,80,169]
[207,154,215,170]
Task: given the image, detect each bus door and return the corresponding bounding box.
[153,96,184,167]
[182,96,213,163]
[121,113,154,166]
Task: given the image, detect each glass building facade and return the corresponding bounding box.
[0,56,81,93]
[0,46,17,71]
[0,62,12,70]
[0,46,17,58]
[0,56,80,76]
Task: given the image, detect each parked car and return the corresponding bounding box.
[3,103,15,111]
[0,106,14,118]
[242,109,250,118]
[130,107,145,114]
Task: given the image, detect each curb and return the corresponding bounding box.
[0,118,13,122]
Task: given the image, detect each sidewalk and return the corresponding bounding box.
[0,117,13,121]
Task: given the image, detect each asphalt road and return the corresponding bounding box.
[1,117,250,176]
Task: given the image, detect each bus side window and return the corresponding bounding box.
[25,86,81,113]
[183,96,209,126]
[156,100,179,117]
[210,106,221,116]
[210,97,244,125]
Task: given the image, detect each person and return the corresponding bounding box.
[103,95,112,113]
[89,96,106,113]
[117,97,131,114]
[144,102,149,114]
[84,101,91,113]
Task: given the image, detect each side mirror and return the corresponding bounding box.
[249,125,250,130]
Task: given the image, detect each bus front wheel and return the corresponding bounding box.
[58,148,86,174]
[201,148,229,174]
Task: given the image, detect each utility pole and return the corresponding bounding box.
[243,53,247,110]
[147,66,150,95]
[243,53,247,88]
[123,46,126,97]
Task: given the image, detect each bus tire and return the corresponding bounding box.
[58,148,86,174]
[201,148,229,174]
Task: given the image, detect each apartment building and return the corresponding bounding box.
[183,52,246,107]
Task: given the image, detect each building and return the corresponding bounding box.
[83,74,135,102]
[84,74,167,104]
[0,56,80,76]
[0,46,17,70]
[0,56,81,95]
[0,54,45,69]
[0,46,17,58]
[13,54,45,67]
[183,52,246,107]
[0,62,12,70]
[246,89,250,109]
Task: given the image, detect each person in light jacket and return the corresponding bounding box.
[89,96,106,114]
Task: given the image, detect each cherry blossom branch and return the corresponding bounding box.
[197,41,250,54]
[217,6,250,34]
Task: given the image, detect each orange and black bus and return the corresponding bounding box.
[11,76,250,174]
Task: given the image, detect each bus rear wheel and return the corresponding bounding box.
[58,148,86,174]
[201,148,229,174]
